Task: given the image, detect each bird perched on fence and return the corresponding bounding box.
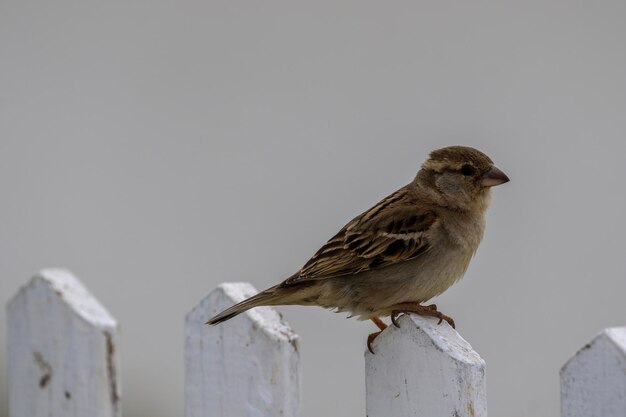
[207,145,509,353]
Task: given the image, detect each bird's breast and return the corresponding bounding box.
[439,211,486,253]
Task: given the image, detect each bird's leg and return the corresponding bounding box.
[371,316,388,331]
[390,302,455,329]
[367,317,388,354]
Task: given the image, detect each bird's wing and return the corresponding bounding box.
[283,187,437,285]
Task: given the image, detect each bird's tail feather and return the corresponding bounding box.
[205,285,281,325]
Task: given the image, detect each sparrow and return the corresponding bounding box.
[207,146,509,353]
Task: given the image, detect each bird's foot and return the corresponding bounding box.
[367,331,382,354]
[390,303,438,327]
[366,317,388,354]
[390,302,455,329]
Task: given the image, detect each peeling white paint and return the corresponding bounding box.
[7,269,120,417]
[561,327,626,417]
[365,314,487,417]
[185,282,301,417]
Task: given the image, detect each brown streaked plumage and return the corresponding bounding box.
[207,146,509,352]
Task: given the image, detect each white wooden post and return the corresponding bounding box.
[560,327,626,417]
[185,282,301,417]
[365,314,487,417]
[7,269,120,417]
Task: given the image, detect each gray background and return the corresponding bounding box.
[2,1,626,416]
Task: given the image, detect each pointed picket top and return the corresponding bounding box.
[560,327,626,417]
[185,282,301,417]
[9,269,117,330]
[365,313,487,417]
[7,269,120,417]
[198,282,298,343]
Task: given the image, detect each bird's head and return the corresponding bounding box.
[415,145,509,210]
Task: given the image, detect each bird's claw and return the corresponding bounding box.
[367,331,382,354]
[434,311,455,328]
[391,311,403,328]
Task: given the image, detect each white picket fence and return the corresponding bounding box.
[5,269,626,417]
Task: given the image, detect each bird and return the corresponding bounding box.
[207,145,509,353]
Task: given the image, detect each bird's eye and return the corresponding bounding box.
[460,164,476,176]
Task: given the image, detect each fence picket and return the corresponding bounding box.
[185,282,301,417]
[365,314,487,417]
[560,327,626,417]
[7,269,120,417]
[13,272,626,417]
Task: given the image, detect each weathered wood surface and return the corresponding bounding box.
[365,314,487,417]
[185,282,301,417]
[7,269,120,417]
[561,327,626,417]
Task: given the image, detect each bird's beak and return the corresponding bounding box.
[480,165,510,187]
